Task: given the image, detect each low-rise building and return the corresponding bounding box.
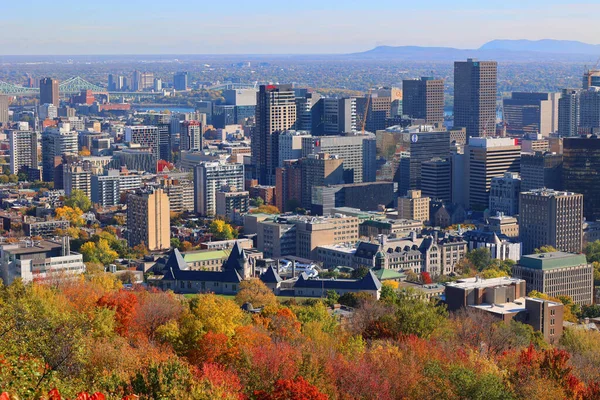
[463,230,522,262]
[292,270,382,299]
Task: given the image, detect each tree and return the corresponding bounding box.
[251,196,265,207]
[55,206,85,227]
[421,272,432,284]
[251,205,280,215]
[534,245,558,254]
[254,377,328,400]
[64,189,92,212]
[324,290,340,307]
[209,219,237,240]
[466,248,492,271]
[235,279,278,309]
[79,147,91,156]
[351,266,370,279]
[585,240,600,263]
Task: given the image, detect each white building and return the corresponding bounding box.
[193,161,244,216]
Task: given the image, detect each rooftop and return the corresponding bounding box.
[519,252,588,270]
[470,296,562,315]
[446,276,524,290]
[183,250,229,262]
[521,188,581,197]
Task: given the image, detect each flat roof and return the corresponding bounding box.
[519,252,588,270]
[183,250,228,262]
[446,276,524,290]
[470,296,562,315]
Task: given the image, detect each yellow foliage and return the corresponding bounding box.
[383,281,399,290]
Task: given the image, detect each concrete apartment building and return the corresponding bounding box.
[558,88,580,137]
[127,188,170,251]
[125,126,160,167]
[63,164,92,197]
[519,189,583,254]
[300,153,344,209]
[398,190,430,222]
[8,130,38,175]
[512,252,593,306]
[489,172,521,216]
[41,125,78,182]
[502,92,560,136]
[193,161,244,216]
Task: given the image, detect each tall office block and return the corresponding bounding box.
[563,136,600,220]
[0,95,9,124]
[9,130,38,175]
[278,130,311,167]
[91,174,120,207]
[125,126,159,168]
[558,89,580,137]
[194,161,244,216]
[41,126,78,182]
[579,88,600,134]
[519,189,583,254]
[253,84,297,185]
[312,97,357,135]
[127,188,170,251]
[466,137,520,210]
[402,77,444,126]
[299,153,344,209]
[489,172,521,216]
[398,190,430,222]
[180,120,203,151]
[158,124,171,162]
[357,93,392,132]
[421,158,451,203]
[173,71,188,91]
[520,152,563,191]
[503,92,560,136]
[295,90,320,131]
[453,59,497,138]
[276,159,303,212]
[39,78,59,108]
[223,89,257,106]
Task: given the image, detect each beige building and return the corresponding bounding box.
[398,190,430,222]
[300,153,344,208]
[485,213,520,238]
[127,188,170,251]
[519,189,583,254]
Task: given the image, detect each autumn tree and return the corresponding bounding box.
[64,189,92,212]
[534,245,558,254]
[55,206,85,227]
[254,377,328,400]
[251,205,280,215]
[209,219,237,240]
[235,278,278,309]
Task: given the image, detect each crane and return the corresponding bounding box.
[361,88,373,134]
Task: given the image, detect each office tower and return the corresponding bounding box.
[579,87,600,134]
[421,158,451,203]
[39,78,59,108]
[63,164,91,197]
[212,105,236,128]
[224,89,257,106]
[312,97,357,135]
[91,174,120,207]
[489,172,521,216]
[180,120,203,152]
[127,188,170,251]
[311,181,397,216]
[153,78,162,91]
[216,186,250,221]
[398,190,430,222]
[356,93,392,132]
[466,137,520,209]
[125,126,159,167]
[583,69,600,89]
[275,159,303,212]
[38,103,58,120]
[41,126,78,182]
[519,189,583,254]
[193,161,244,216]
[294,90,321,131]
[563,136,600,220]
[8,130,38,175]
[453,59,498,138]
[521,152,563,191]
[301,134,376,183]
[253,84,297,185]
[173,72,189,91]
[394,126,451,195]
[108,74,116,91]
[558,89,581,137]
[502,92,560,136]
[513,252,593,306]
[278,130,311,167]
[402,77,444,126]
[299,153,344,209]
[0,95,9,124]
[132,71,154,91]
[158,124,171,162]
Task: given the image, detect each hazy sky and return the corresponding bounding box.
[2,1,598,54]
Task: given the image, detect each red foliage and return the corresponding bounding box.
[48,388,62,400]
[420,272,432,285]
[75,393,106,400]
[189,331,238,365]
[199,363,243,396]
[0,394,9,400]
[97,291,139,335]
[254,377,328,400]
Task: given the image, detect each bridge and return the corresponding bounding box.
[0,76,105,96]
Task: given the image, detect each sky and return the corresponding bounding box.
[2,1,599,54]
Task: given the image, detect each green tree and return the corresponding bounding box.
[64,189,92,212]
[351,266,370,279]
[585,240,600,263]
[392,289,448,338]
[209,219,237,240]
[534,245,558,254]
[324,290,340,307]
[466,248,491,271]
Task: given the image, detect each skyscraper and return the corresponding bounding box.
[41,126,78,182]
[39,78,59,108]
[579,87,600,134]
[558,89,580,137]
[125,126,160,170]
[421,158,451,203]
[489,172,521,216]
[312,97,357,135]
[173,72,189,91]
[8,130,38,175]
[502,92,560,136]
[563,136,600,220]
[127,188,170,251]
[453,59,498,138]
[519,189,583,255]
[402,77,444,126]
[194,161,245,216]
[299,153,344,209]
[520,152,563,192]
[180,120,203,152]
[0,95,9,124]
[253,84,297,185]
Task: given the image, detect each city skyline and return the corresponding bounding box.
[2,1,599,55]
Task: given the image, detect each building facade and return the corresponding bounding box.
[127,188,170,251]
[193,161,244,216]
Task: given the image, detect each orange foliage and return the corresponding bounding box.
[97,291,139,336]
[254,377,328,400]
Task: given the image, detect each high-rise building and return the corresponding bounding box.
[127,188,170,251]
[489,172,521,216]
[180,120,203,151]
[295,89,321,131]
[0,95,9,124]
[558,89,581,137]
[153,78,162,91]
[157,124,171,162]
[173,71,189,91]
[125,126,159,168]
[301,134,376,183]
[132,71,154,91]
[312,97,357,135]
[502,92,560,136]
[223,89,257,106]
[253,84,297,185]
[275,159,303,212]
[216,186,250,221]
[299,153,344,209]
[513,252,593,306]
[520,152,563,191]
[583,69,600,89]
[63,164,91,197]
[402,77,444,126]
[39,78,59,108]
[193,161,245,216]
[278,130,311,167]
[159,177,194,213]
[579,87,600,134]
[453,59,498,138]
[421,158,451,203]
[356,93,392,132]
[41,125,78,182]
[563,136,600,220]
[8,130,38,175]
[398,190,430,222]
[465,137,520,209]
[519,189,583,254]
[91,174,120,207]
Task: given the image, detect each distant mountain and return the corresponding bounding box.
[479,39,600,55]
